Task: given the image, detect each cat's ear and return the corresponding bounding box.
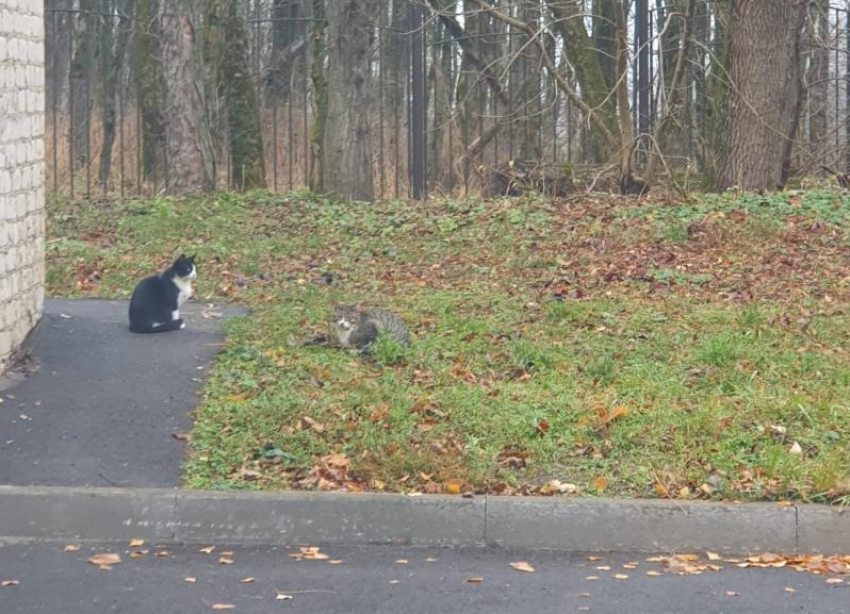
[188,254,197,262]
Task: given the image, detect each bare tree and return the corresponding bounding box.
[159,0,214,192]
[322,0,375,201]
[713,0,807,191]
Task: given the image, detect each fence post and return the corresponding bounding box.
[409,0,425,200]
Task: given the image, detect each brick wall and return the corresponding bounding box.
[0,0,45,368]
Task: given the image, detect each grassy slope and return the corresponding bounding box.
[46,190,850,502]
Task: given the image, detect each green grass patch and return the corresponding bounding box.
[46,190,850,502]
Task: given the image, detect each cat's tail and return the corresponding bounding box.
[129,319,185,334]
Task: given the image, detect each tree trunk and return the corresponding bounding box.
[547,0,619,162]
[205,0,266,191]
[323,0,374,201]
[137,0,167,181]
[520,0,541,162]
[159,0,214,192]
[69,2,94,166]
[807,0,829,162]
[713,0,806,192]
[592,0,616,92]
[308,0,327,192]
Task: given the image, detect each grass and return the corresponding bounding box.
[45,188,850,502]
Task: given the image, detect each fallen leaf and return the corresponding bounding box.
[241,578,255,584]
[276,593,294,600]
[329,559,342,565]
[211,605,235,610]
[199,546,215,554]
[784,587,796,593]
[290,546,329,561]
[594,565,611,571]
[155,551,170,558]
[396,559,408,565]
[613,574,629,580]
[623,564,637,570]
[585,576,599,581]
[826,578,844,585]
[789,441,803,455]
[586,556,602,562]
[509,561,535,573]
[578,608,590,612]
[64,545,80,552]
[726,591,738,596]
[218,555,234,565]
[390,580,399,584]
[425,558,437,562]
[579,592,591,598]
[129,551,147,559]
[707,551,721,561]
[445,481,462,495]
[592,476,609,491]
[2,581,20,587]
[129,539,145,548]
[465,578,483,584]
[88,553,121,566]
[646,571,662,577]
[185,577,197,583]
[98,565,113,571]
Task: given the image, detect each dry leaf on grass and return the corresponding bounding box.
[88,553,121,566]
[509,562,535,573]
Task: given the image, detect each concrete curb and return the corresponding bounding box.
[0,485,847,554]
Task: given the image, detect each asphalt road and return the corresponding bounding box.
[0,542,846,614]
[0,299,245,487]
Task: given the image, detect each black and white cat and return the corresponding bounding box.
[128,254,197,333]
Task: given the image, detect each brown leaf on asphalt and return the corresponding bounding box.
[211,605,235,610]
[88,553,121,566]
[64,545,80,552]
[613,574,629,580]
[329,560,342,565]
[276,593,294,600]
[646,571,662,577]
[726,591,738,596]
[784,587,796,593]
[241,578,255,584]
[218,555,234,565]
[200,546,215,554]
[623,564,637,570]
[584,576,599,581]
[185,577,197,583]
[425,558,437,562]
[396,559,408,565]
[826,578,844,584]
[579,592,591,598]
[706,551,721,561]
[129,551,147,559]
[510,562,535,573]
[390,580,399,584]
[465,578,484,584]
[98,565,113,571]
[290,547,329,561]
[129,539,145,547]
[586,555,602,562]
[594,565,611,571]
[155,551,170,558]
[2,581,20,587]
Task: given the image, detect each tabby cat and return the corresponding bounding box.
[332,303,411,349]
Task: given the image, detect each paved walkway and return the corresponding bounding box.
[0,299,245,487]
[0,543,845,614]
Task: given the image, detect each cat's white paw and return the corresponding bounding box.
[180,322,186,330]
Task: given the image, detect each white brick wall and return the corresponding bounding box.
[0,0,44,369]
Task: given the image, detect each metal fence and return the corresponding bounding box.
[44,1,850,200]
